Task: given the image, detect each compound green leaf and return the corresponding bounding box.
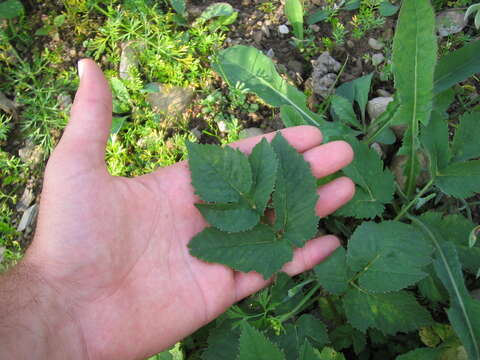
[248,138,278,213]
[195,202,260,232]
[0,0,24,20]
[392,0,437,197]
[202,323,240,360]
[396,348,442,360]
[330,324,366,355]
[451,111,480,163]
[317,347,346,360]
[238,322,286,360]
[434,40,480,94]
[188,224,292,279]
[335,138,394,219]
[285,0,304,40]
[186,141,252,203]
[347,221,433,292]
[411,216,480,359]
[271,133,319,248]
[314,247,350,295]
[343,288,433,335]
[435,160,480,199]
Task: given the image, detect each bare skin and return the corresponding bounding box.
[0,60,355,360]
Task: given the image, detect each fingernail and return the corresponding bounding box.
[78,59,85,79]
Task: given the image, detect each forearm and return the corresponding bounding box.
[0,261,87,360]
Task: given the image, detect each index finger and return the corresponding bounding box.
[230,125,323,154]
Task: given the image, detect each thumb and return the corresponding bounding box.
[53,59,112,170]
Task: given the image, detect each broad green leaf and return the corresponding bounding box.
[53,14,66,27]
[238,322,286,360]
[170,0,186,15]
[186,141,252,203]
[306,10,328,25]
[347,221,433,292]
[195,202,260,232]
[420,113,450,175]
[317,347,346,360]
[412,216,480,359]
[213,46,343,140]
[396,348,442,360]
[335,138,395,219]
[271,133,319,248]
[202,323,240,360]
[431,88,455,120]
[111,116,128,135]
[343,288,433,335]
[285,0,303,40]
[417,265,448,303]
[379,1,399,17]
[248,138,278,213]
[434,41,480,94]
[330,324,366,354]
[418,212,480,274]
[344,0,360,10]
[392,0,437,196]
[280,105,306,127]
[0,0,24,20]
[352,73,373,122]
[299,340,321,360]
[314,247,350,295]
[451,111,480,163]
[200,2,234,21]
[188,225,293,279]
[435,160,480,199]
[330,95,361,129]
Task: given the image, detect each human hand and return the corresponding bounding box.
[1,60,354,360]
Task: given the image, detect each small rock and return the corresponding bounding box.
[376,89,392,97]
[239,127,264,139]
[253,30,263,44]
[0,247,4,264]
[346,40,355,48]
[17,204,39,233]
[436,9,467,37]
[266,48,275,58]
[278,24,290,34]
[18,140,44,165]
[242,0,251,5]
[146,83,194,115]
[372,53,385,66]
[310,24,320,32]
[119,42,139,81]
[287,59,303,74]
[383,27,394,40]
[188,5,203,17]
[368,38,385,50]
[217,120,227,133]
[57,93,72,111]
[370,143,384,159]
[310,52,342,98]
[367,97,394,121]
[261,24,270,38]
[0,90,17,118]
[16,188,34,212]
[390,153,429,190]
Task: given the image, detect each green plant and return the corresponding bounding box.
[285,0,304,41]
[192,0,480,358]
[466,2,480,29]
[0,0,24,20]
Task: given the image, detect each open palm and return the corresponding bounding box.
[26,60,354,360]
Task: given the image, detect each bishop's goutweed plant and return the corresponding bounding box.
[186,0,480,358]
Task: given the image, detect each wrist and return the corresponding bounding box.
[0,260,88,360]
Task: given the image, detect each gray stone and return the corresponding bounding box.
[146,83,194,115]
[0,247,4,264]
[278,24,290,34]
[217,120,228,133]
[17,204,38,232]
[16,188,34,212]
[310,24,320,32]
[57,93,72,111]
[119,42,139,81]
[311,52,342,97]
[190,127,202,140]
[18,140,44,165]
[367,96,394,121]
[437,9,467,37]
[240,127,264,139]
[372,53,385,66]
[261,24,271,38]
[346,40,355,48]
[368,38,385,50]
[266,48,275,58]
[253,31,263,44]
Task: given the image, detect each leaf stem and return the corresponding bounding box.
[277,284,320,323]
[394,179,434,221]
